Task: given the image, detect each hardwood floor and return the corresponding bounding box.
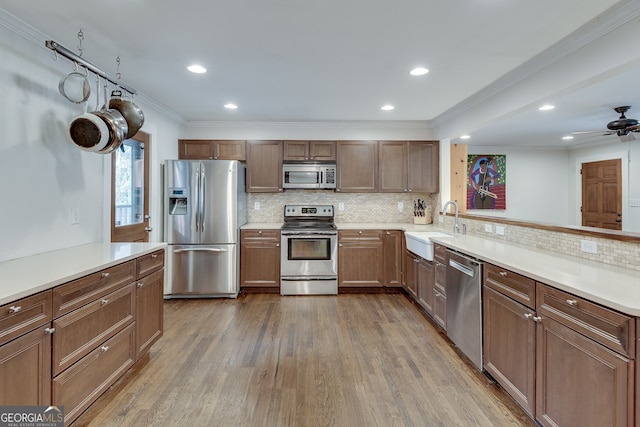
[73,293,536,426]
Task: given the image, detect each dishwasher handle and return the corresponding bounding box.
[449,258,476,277]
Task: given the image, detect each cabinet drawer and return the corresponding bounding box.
[434,261,446,294]
[53,322,135,425]
[484,263,535,309]
[434,244,446,264]
[52,283,135,375]
[241,229,280,242]
[137,249,165,279]
[54,261,136,317]
[0,291,53,346]
[338,230,382,241]
[433,289,446,329]
[536,282,635,358]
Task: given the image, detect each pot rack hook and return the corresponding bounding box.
[77,29,84,57]
[115,55,122,81]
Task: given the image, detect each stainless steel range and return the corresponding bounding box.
[280,205,338,295]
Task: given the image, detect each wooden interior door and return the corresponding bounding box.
[581,159,622,230]
[111,131,150,242]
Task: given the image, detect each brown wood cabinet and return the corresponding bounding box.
[378,141,439,193]
[416,257,434,314]
[483,261,636,426]
[283,140,336,161]
[240,229,281,289]
[246,140,283,192]
[336,141,378,192]
[0,291,53,405]
[432,245,447,329]
[383,230,402,287]
[338,230,383,287]
[404,250,419,299]
[135,249,165,359]
[178,139,246,160]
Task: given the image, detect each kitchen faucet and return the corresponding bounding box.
[442,200,461,234]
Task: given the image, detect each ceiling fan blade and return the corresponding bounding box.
[619,132,636,142]
[627,125,640,132]
[571,130,615,135]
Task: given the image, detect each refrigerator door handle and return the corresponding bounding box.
[173,248,229,253]
[200,166,206,233]
[194,167,200,232]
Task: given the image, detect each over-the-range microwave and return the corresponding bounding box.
[282,163,336,189]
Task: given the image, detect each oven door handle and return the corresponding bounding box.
[281,231,337,236]
[281,276,338,281]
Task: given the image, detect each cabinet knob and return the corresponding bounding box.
[258,230,262,234]
[499,271,508,277]
[524,313,533,319]
[358,230,362,234]
[100,346,110,352]
[101,299,109,305]
[151,254,158,259]
[386,231,390,235]
[8,305,21,314]
[101,272,110,279]
[44,327,56,334]
[137,282,144,288]
[532,316,542,322]
[276,243,280,247]
[566,299,578,306]
[339,244,343,247]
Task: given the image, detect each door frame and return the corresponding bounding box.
[110,131,151,242]
[574,150,628,230]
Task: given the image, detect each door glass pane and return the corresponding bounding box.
[114,140,144,226]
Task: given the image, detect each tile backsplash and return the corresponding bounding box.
[248,191,437,224]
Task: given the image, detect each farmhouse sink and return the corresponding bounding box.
[404,231,453,261]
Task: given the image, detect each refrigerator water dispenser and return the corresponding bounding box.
[168,188,188,215]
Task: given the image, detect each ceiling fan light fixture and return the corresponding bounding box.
[539,104,555,111]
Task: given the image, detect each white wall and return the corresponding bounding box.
[467,146,571,224]
[0,14,185,262]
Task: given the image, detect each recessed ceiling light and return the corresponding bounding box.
[224,103,238,110]
[562,135,574,140]
[381,105,395,111]
[539,104,555,111]
[460,135,471,140]
[409,67,429,76]
[187,64,207,74]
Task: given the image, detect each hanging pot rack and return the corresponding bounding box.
[45,39,137,96]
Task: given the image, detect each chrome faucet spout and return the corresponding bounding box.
[442,200,460,233]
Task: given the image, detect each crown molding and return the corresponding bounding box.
[186,120,433,130]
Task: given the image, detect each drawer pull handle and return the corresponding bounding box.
[566,299,577,306]
[151,254,158,259]
[499,271,508,277]
[101,272,110,278]
[532,316,542,322]
[101,346,109,352]
[524,313,533,319]
[8,305,21,314]
[137,282,144,288]
[101,299,109,305]
[44,327,55,334]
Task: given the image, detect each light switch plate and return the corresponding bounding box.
[484,224,492,233]
[495,225,505,235]
[397,202,403,212]
[630,199,640,207]
[338,202,345,211]
[254,201,260,210]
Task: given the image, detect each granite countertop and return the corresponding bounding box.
[241,222,444,231]
[0,242,167,306]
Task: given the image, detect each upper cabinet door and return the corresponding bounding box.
[336,141,377,192]
[283,141,336,161]
[283,141,309,161]
[246,140,283,192]
[378,141,408,192]
[178,140,246,160]
[407,141,439,193]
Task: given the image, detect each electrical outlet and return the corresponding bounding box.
[438,215,443,223]
[71,208,80,225]
[397,202,403,212]
[631,199,640,207]
[580,240,598,254]
[484,224,492,233]
[254,201,260,210]
[495,225,505,235]
[338,202,345,211]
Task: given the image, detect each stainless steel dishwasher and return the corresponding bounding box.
[446,249,484,370]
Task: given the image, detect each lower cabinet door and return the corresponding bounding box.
[52,323,136,425]
[483,286,535,416]
[0,327,52,405]
[536,316,633,427]
[136,269,164,359]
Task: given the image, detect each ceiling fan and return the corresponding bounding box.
[572,106,639,142]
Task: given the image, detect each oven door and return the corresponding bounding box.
[280,231,338,277]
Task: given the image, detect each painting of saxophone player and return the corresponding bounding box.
[467,155,506,210]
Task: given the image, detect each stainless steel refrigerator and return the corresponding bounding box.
[163,160,247,298]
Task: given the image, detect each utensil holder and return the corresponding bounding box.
[414,216,428,224]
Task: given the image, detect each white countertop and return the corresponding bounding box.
[428,233,640,316]
[241,222,443,231]
[0,242,167,306]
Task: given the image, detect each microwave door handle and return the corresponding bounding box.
[320,170,323,184]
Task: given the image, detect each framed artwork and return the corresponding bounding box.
[467,154,506,210]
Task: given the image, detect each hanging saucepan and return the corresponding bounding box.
[67,75,109,151]
[58,63,91,104]
[97,82,128,153]
[108,89,144,138]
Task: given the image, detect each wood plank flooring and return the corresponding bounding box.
[73,293,536,426]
